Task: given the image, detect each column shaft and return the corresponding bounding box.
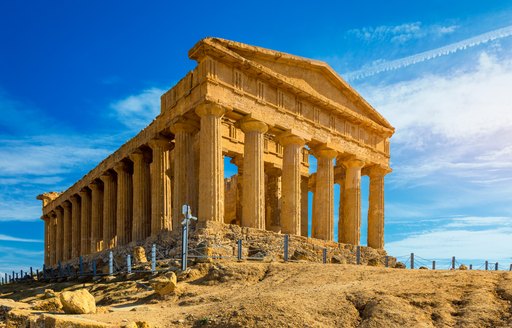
[130,151,151,242]
[90,182,104,252]
[51,215,57,266]
[172,121,197,228]
[70,195,81,259]
[241,119,268,229]
[265,169,281,231]
[300,176,309,237]
[101,173,117,249]
[338,179,346,243]
[114,162,133,246]
[44,217,50,266]
[62,202,72,260]
[368,168,388,249]
[150,139,173,235]
[79,189,92,255]
[196,103,226,223]
[279,134,305,235]
[342,159,365,245]
[55,207,64,263]
[312,148,337,241]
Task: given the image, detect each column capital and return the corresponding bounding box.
[367,165,392,178]
[100,171,115,183]
[170,117,199,134]
[62,200,72,209]
[265,166,282,177]
[129,149,152,163]
[70,194,80,205]
[312,145,337,160]
[114,161,130,174]
[278,131,306,146]
[78,188,90,197]
[89,180,102,191]
[239,117,268,134]
[148,137,174,151]
[230,154,244,168]
[343,158,365,169]
[195,102,226,118]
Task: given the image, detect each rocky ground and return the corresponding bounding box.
[1,261,512,327]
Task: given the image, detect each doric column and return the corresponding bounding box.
[300,176,309,237]
[342,158,365,245]
[100,172,117,249]
[55,206,64,263]
[149,138,173,235]
[195,103,226,223]
[230,155,243,225]
[79,188,92,255]
[90,181,104,252]
[114,161,133,246]
[336,162,347,244]
[70,195,81,259]
[43,215,50,266]
[62,201,72,260]
[129,150,151,242]
[312,146,337,241]
[171,119,198,228]
[265,167,281,232]
[240,118,268,229]
[367,166,389,249]
[279,133,305,235]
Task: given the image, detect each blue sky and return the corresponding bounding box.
[1,1,512,274]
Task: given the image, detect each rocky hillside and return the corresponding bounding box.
[1,262,512,327]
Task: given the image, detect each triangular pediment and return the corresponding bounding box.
[190,38,393,130]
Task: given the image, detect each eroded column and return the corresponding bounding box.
[101,172,117,249]
[90,181,104,252]
[279,133,305,235]
[62,201,72,260]
[50,213,57,266]
[231,155,243,225]
[196,103,226,223]
[79,188,92,255]
[129,150,151,242]
[114,161,133,246]
[149,138,173,235]
[43,216,50,267]
[171,120,198,228]
[367,166,389,249]
[70,195,81,259]
[342,158,365,245]
[240,118,268,229]
[312,146,337,241]
[55,207,64,263]
[265,167,281,232]
[300,176,309,237]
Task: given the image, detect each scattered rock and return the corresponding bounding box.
[44,289,56,299]
[134,246,148,263]
[331,255,346,264]
[291,249,310,261]
[32,297,63,312]
[459,264,468,270]
[419,266,429,270]
[149,271,178,296]
[59,289,97,314]
[394,262,406,269]
[367,258,380,266]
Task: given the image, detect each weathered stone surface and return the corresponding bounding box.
[394,262,406,269]
[32,297,63,312]
[133,246,148,264]
[459,264,468,270]
[149,271,178,296]
[59,289,96,314]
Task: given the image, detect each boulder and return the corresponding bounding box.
[394,262,406,269]
[459,264,468,270]
[32,297,63,312]
[419,266,429,270]
[331,255,347,264]
[367,258,380,266]
[59,289,96,314]
[149,272,178,296]
[134,246,148,264]
[44,289,56,299]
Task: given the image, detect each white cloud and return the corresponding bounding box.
[110,88,165,130]
[0,234,42,243]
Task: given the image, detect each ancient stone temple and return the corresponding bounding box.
[37,38,394,268]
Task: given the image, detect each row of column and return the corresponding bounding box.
[194,103,389,249]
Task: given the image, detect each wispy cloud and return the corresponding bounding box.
[347,22,458,45]
[345,24,512,80]
[110,87,165,131]
[0,234,42,243]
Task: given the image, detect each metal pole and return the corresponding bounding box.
[432,260,436,270]
[283,234,289,262]
[451,256,455,270]
[20,270,23,279]
[9,275,11,283]
[356,246,361,265]
[109,251,114,275]
[322,248,327,264]
[181,223,188,271]
[385,256,389,268]
[485,260,488,270]
[92,260,97,277]
[410,253,414,269]
[5,272,8,283]
[12,271,14,281]
[509,264,512,271]
[237,239,242,261]
[127,255,132,274]
[79,256,84,276]
[151,244,156,273]
[495,262,499,271]
[469,264,472,270]
[30,267,33,277]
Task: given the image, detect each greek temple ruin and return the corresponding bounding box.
[37,38,394,268]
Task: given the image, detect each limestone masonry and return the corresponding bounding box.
[37,38,394,267]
